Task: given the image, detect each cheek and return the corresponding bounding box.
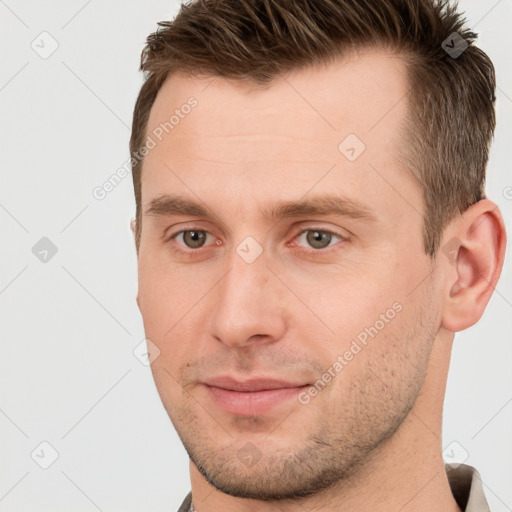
[291,264,403,343]
[325,294,432,415]
[137,254,221,381]
[137,251,196,335]
[297,254,428,381]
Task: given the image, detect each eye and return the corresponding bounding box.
[171,230,213,250]
[293,228,345,251]
[166,226,347,257]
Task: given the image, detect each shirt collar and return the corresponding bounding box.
[445,463,491,512]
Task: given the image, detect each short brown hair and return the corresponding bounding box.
[130,0,496,256]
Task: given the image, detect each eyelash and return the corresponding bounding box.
[166,227,347,257]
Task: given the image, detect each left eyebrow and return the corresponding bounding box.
[262,194,378,223]
[144,193,379,224]
[145,194,212,218]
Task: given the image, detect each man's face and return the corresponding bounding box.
[136,50,442,499]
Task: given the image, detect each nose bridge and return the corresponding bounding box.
[208,242,287,347]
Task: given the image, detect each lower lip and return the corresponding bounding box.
[205,385,308,416]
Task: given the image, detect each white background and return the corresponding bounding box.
[0,1,511,510]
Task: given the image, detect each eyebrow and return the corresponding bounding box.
[144,193,378,224]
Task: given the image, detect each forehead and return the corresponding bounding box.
[141,49,421,226]
[146,48,409,138]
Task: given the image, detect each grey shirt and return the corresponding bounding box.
[177,463,491,511]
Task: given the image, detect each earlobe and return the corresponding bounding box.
[130,218,136,236]
[440,199,507,333]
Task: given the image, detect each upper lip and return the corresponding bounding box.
[203,376,309,392]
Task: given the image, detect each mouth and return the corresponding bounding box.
[202,376,311,416]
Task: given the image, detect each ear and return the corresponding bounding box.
[130,217,139,253]
[440,199,507,332]
[130,218,141,308]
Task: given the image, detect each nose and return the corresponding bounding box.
[207,247,287,349]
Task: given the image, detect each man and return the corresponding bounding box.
[129,0,507,510]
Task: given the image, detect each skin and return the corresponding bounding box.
[133,49,506,511]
